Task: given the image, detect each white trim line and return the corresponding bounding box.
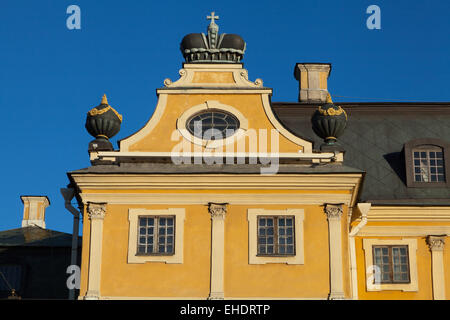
[92,151,337,159]
[358,226,450,237]
[80,193,352,206]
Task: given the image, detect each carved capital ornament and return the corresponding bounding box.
[208,203,227,219]
[427,235,446,251]
[87,202,107,220]
[324,204,343,220]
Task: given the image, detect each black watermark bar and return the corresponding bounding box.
[1,299,444,319]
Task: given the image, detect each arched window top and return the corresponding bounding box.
[404,138,449,187]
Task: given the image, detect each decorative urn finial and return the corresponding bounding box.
[311,93,347,151]
[180,12,246,63]
[85,94,122,152]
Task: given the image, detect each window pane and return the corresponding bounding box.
[137,216,175,255]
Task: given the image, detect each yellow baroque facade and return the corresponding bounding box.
[67,17,450,300]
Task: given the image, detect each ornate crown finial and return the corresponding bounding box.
[326,93,333,104]
[180,13,246,63]
[101,94,108,105]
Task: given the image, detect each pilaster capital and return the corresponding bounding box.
[427,235,446,252]
[324,203,343,220]
[87,202,107,220]
[208,203,227,220]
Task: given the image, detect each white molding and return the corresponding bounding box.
[208,203,227,300]
[324,204,345,299]
[366,206,450,221]
[119,94,168,152]
[85,203,107,300]
[80,192,352,206]
[72,173,363,192]
[247,209,304,265]
[260,94,313,153]
[427,236,447,300]
[161,64,265,89]
[362,238,419,292]
[127,208,185,264]
[358,226,450,237]
[176,100,249,149]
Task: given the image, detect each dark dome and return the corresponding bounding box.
[220,34,245,51]
[180,33,207,52]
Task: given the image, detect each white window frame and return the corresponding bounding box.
[128,208,185,264]
[176,100,249,149]
[247,209,304,265]
[362,238,418,292]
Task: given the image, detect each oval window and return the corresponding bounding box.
[187,110,240,140]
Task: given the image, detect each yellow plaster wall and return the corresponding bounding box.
[192,72,235,84]
[224,204,330,298]
[81,192,352,299]
[128,94,304,153]
[99,204,211,298]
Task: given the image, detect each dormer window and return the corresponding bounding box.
[405,138,449,187]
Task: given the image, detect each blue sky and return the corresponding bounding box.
[0,0,449,234]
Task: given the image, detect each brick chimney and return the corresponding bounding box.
[20,196,50,229]
[294,63,331,103]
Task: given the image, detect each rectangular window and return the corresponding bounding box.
[137,216,175,255]
[413,149,445,183]
[372,245,410,284]
[257,216,295,256]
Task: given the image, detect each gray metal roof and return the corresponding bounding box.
[68,162,363,175]
[0,226,81,247]
[273,102,450,205]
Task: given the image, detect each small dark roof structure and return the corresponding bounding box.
[0,226,80,247]
[272,102,450,205]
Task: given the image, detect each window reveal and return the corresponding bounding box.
[137,216,175,255]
